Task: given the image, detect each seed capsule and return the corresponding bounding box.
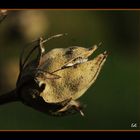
[16,34,108,116]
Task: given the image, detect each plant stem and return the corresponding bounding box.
[0,89,19,105]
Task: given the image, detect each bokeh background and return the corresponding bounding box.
[0,10,139,130]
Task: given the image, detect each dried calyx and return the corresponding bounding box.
[0,33,108,117]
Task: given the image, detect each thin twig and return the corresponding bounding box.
[0,10,7,24]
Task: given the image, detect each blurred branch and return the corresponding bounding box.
[0,89,19,105]
[0,10,7,24]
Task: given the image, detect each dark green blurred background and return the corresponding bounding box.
[0,10,139,130]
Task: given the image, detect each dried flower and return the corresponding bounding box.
[16,34,108,116]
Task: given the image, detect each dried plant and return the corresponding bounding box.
[0,11,108,116]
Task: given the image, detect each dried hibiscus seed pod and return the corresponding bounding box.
[0,34,108,116]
